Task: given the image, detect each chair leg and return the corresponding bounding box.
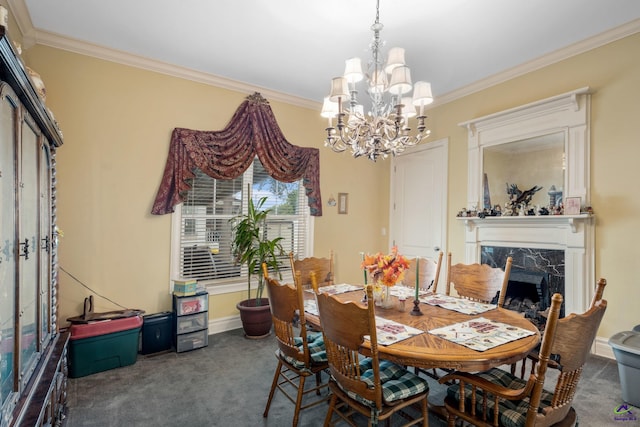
[263,360,283,418]
[315,370,323,395]
[422,397,428,427]
[324,392,338,427]
[292,375,306,427]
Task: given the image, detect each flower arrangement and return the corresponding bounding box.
[361,246,410,287]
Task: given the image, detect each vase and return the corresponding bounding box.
[381,285,394,308]
[373,283,394,309]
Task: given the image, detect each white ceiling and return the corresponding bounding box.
[12,0,640,108]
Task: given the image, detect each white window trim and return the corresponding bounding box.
[169,200,315,296]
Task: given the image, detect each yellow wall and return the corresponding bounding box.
[24,31,640,341]
[432,33,640,339]
[24,46,389,325]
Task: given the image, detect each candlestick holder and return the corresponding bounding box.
[410,298,423,316]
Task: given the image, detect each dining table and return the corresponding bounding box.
[303,285,541,373]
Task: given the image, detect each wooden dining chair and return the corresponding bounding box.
[440,289,607,427]
[262,265,330,427]
[512,277,608,378]
[401,252,444,293]
[289,251,334,289]
[445,253,513,307]
[315,285,430,427]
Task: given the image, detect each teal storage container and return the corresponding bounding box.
[69,315,142,378]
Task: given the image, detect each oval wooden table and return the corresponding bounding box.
[304,288,541,372]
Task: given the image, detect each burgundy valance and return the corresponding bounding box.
[151,93,322,216]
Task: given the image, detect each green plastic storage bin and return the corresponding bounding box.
[69,316,142,378]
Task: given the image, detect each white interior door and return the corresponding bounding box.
[390,138,448,284]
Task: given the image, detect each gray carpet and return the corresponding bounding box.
[65,328,629,426]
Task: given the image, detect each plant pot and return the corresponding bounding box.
[236,298,272,339]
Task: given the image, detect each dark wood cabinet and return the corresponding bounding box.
[0,25,67,427]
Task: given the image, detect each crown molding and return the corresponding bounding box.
[8,0,640,112]
[33,30,321,110]
[432,18,640,108]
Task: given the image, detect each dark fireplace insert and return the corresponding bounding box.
[482,246,564,330]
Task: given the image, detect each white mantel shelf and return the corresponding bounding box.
[457,214,593,233]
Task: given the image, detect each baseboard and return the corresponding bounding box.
[593,336,615,360]
[208,315,242,335]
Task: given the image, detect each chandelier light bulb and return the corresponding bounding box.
[329,77,349,102]
[344,58,364,83]
[388,65,412,95]
[401,97,416,118]
[412,81,433,116]
[385,47,405,74]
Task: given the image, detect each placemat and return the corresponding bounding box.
[388,285,432,299]
[305,283,364,295]
[304,299,319,316]
[421,293,496,315]
[428,316,535,352]
[370,317,424,346]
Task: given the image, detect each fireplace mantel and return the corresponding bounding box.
[459,213,595,316]
[458,213,593,234]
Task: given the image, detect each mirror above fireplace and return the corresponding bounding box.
[461,87,591,213]
[483,131,565,211]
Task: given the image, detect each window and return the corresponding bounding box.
[170,157,310,288]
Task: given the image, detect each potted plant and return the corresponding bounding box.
[230,195,284,338]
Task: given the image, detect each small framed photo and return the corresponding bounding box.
[564,197,581,215]
[338,193,348,214]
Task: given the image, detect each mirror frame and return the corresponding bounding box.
[460,87,591,212]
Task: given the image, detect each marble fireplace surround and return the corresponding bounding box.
[460,215,594,316]
[459,88,595,318]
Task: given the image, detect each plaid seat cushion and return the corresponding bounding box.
[277,331,327,370]
[446,367,554,427]
[341,358,429,407]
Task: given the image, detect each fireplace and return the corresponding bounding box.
[459,215,594,317]
[482,246,562,329]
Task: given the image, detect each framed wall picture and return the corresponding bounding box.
[338,193,348,214]
[564,197,581,215]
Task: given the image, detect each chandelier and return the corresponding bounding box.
[322,0,433,162]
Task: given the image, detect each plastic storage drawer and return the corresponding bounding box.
[176,311,208,335]
[176,329,208,352]
[175,293,208,316]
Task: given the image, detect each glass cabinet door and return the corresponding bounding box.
[18,113,41,388]
[0,85,17,410]
[39,142,52,347]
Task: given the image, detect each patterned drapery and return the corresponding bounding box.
[151,93,322,216]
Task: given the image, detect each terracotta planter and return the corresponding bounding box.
[236,298,272,339]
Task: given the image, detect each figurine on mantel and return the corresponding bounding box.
[505,183,543,216]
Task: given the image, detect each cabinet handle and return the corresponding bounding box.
[41,235,50,253]
[19,238,29,260]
